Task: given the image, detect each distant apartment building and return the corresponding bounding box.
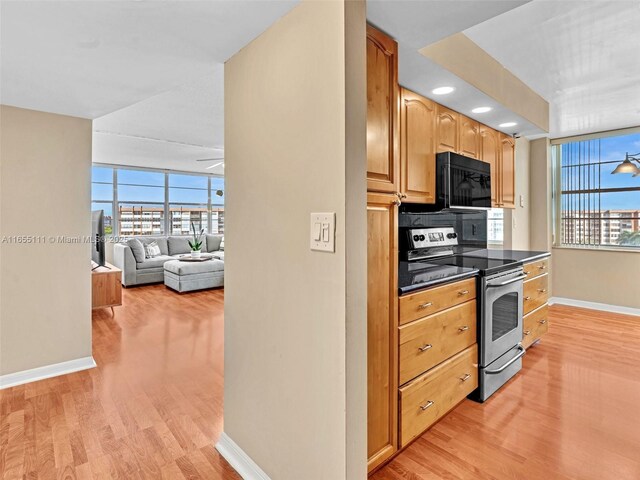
[562,209,640,245]
[115,206,224,236]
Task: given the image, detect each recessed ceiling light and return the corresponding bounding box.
[472,107,492,114]
[432,86,455,95]
[499,122,517,128]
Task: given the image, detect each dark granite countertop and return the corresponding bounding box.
[398,261,478,295]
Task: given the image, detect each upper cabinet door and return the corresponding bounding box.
[480,125,500,207]
[459,114,480,159]
[367,25,399,193]
[400,89,436,204]
[500,133,516,209]
[436,105,459,154]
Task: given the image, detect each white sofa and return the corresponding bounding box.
[113,234,223,287]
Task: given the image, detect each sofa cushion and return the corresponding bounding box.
[144,240,162,258]
[167,236,195,255]
[164,259,224,275]
[205,234,223,252]
[137,255,174,270]
[138,236,168,256]
[127,238,146,263]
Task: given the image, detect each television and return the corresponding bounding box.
[91,210,106,268]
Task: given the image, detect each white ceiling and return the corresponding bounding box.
[0,1,297,174]
[465,1,640,138]
[93,65,226,174]
[367,0,546,137]
[0,1,297,119]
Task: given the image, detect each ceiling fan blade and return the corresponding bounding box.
[195,157,225,162]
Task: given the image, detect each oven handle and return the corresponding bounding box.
[486,274,527,287]
[485,345,525,374]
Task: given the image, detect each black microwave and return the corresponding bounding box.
[435,152,492,210]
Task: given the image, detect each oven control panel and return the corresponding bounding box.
[407,227,458,250]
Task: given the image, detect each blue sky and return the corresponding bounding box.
[561,132,640,210]
[92,167,224,206]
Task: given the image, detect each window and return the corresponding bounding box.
[91,166,114,234]
[169,174,209,234]
[553,131,640,249]
[487,209,504,246]
[91,166,224,237]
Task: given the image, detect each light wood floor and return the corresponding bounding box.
[372,304,640,480]
[3,292,640,480]
[0,284,239,480]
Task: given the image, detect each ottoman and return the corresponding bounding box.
[163,259,224,293]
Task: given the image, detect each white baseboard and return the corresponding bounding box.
[0,356,97,390]
[549,297,640,317]
[215,432,271,480]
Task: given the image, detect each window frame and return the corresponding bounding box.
[551,127,640,251]
[91,164,223,238]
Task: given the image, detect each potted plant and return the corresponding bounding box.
[188,222,205,258]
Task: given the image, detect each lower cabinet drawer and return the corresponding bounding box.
[399,344,478,448]
[523,257,549,281]
[523,304,549,349]
[524,273,548,315]
[399,301,476,386]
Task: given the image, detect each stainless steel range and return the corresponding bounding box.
[399,226,526,402]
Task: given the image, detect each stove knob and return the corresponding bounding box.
[419,235,426,241]
[413,235,420,242]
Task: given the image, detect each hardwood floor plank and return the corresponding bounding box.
[372,305,640,480]
[0,286,228,479]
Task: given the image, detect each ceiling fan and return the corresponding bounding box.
[194,157,225,170]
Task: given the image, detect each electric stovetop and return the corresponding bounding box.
[428,254,523,276]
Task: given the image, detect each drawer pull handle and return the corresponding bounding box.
[458,326,469,332]
[458,290,469,296]
[460,373,471,382]
[418,302,433,310]
[418,343,433,352]
[537,288,547,293]
[524,296,531,301]
[539,319,547,325]
[524,330,531,336]
[539,265,547,270]
[523,270,531,275]
[419,400,434,411]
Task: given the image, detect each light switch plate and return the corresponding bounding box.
[310,212,335,252]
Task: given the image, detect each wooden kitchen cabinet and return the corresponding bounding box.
[479,127,516,209]
[500,133,516,209]
[367,192,398,472]
[367,25,399,193]
[522,257,551,349]
[400,88,436,204]
[459,114,480,159]
[436,105,459,154]
[480,125,500,207]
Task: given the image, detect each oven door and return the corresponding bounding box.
[480,269,525,367]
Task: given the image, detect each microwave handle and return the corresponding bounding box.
[485,345,526,374]
[487,274,527,287]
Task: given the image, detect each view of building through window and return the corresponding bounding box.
[487,209,504,245]
[91,166,224,236]
[554,131,640,248]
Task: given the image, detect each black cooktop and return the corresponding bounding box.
[428,255,523,276]
[398,261,477,295]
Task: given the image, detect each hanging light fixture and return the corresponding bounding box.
[611,152,640,176]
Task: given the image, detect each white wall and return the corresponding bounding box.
[0,105,93,376]
[222,1,367,479]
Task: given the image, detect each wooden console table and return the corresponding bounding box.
[92,262,122,315]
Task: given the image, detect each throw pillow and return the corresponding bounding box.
[144,240,161,258]
[127,238,146,263]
